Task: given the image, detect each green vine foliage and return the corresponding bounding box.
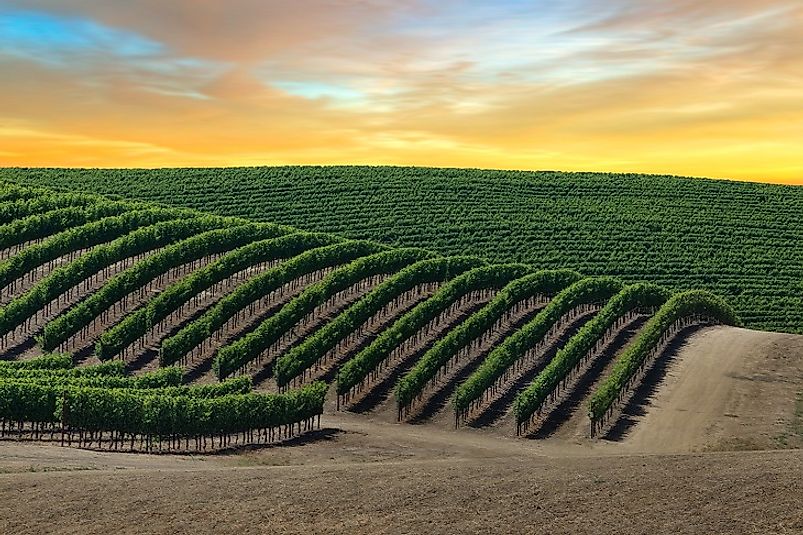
[274,255,488,387]
[159,240,383,367]
[335,262,530,396]
[213,247,434,379]
[452,277,624,413]
[394,269,582,411]
[512,283,670,427]
[40,223,286,350]
[0,217,223,338]
[0,202,133,252]
[96,231,339,361]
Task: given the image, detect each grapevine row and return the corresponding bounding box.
[394,269,582,417]
[213,248,433,379]
[13,167,797,334]
[0,207,187,294]
[97,231,339,362]
[0,192,98,226]
[40,222,287,351]
[158,240,383,367]
[511,283,670,434]
[274,255,485,387]
[335,263,530,402]
[0,354,327,452]
[0,202,133,263]
[0,217,223,344]
[452,277,624,423]
[587,290,741,435]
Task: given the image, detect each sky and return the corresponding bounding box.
[0,1,801,184]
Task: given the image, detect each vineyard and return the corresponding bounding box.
[0,180,748,451]
[2,166,799,337]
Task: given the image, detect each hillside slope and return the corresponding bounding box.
[330,325,803,453]
[0,180,781,450]
[618,326,803,453]
[0,182,801,534]
[4,166,801,335]
[2,323,802,531]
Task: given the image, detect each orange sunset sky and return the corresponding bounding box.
[0,1,802,184]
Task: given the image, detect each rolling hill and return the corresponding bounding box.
[3,166,800,337]
[0,179,765,452]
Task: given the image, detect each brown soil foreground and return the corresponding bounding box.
[0,326,800,534]
[0,444,800,535]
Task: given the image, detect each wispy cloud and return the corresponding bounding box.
[0,10,163,64]
[0,8,226,98]
[0,1,801,183]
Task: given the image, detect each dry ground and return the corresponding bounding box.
[0,326,801,534]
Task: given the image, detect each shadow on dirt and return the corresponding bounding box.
[603,324,708,442]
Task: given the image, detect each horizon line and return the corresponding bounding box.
[2,164,800,187]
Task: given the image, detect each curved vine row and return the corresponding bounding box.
[13,167,800,335]
[274,255,487,387]
[394,269,582,417]
[0,217,222,343]
[213,248,433,379]
[0,192,99,226]
[96,231,339,362]
[0,207,185,293]
[452,276,624,423]
[0,202,133,260]
[587,290,741,434]
[0,183,40,204]
[512,283,670,434]
[335,262,528,402]
[40,223,287,351]
[158,240,383,367]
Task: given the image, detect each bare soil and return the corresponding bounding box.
[0,326,800,534]
[0,422,800,535]
[616,326,803,453]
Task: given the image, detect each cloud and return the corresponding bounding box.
[0,8,226,99]
[3,0,424,61]
[0,9,163,65]
[0,1,801,183]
